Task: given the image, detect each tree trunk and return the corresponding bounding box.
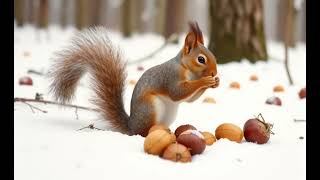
[26,0,35,24]
[75,0,90,30]
[284,0,294,85]
[131,0,144,33]
[89,0,103,26]
[121,0,132,37]
[14,0,25,26]
[60,0,68,28]
[154,0,167,35]
[38,0,49,28]
[278,0,296,47]
[164,0,185,39]
[208,0,268,64]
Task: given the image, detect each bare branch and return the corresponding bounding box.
[77,124,105,131]
[20,101,47,113]
[14,97,99,112]
[284,0,294,85]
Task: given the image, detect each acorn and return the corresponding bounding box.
[177,130,206,155]
[229,81,240,89]
[298,87,306,99]
[273,85,285,92]
[243,113,274,144]
[162,143,192,163]
[174,124,197,137]
[144,129,175,156]
[265,96,282,106]
[201,131,216,145]
[215,123,243,143]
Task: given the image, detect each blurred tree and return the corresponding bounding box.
[60,0,68,28]
[26,0,35,24]
[38,0,49,28]
[164,0,185,39]
[131,0,144,33]
[75,0,90,29]
[121,0,132,37]
[284,0,294,85]
[208,0,268,64]
[154,0,167,35]
[89,0,103,26]
[278,0,297,47]
[14,0,25,26]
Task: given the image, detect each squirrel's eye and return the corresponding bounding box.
[197,56,205,64]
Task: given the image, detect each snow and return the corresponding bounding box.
[14,25,306,180]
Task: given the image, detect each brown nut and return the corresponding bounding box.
[162,143,191,163]
[201,131,216,145]
[229,81,240,89]
[177,133,206,155]
[144,129,175,156]
[174,124,197,137]
[148,124,171,134]
[250,75,258,81]
[215,123,243,143]
[273,85,285,92]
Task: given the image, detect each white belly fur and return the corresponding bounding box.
[153,95,179,126]
[153,90,202,126]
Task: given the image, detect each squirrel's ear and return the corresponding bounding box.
[183,32,197,55]
[195,22,204,45]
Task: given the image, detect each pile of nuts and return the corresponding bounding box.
[143,114,274,163]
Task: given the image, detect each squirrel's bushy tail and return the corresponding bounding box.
[48,27,130,133]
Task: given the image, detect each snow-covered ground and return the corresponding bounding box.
[14,25,306,180]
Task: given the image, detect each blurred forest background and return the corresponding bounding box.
[14,0,305,64]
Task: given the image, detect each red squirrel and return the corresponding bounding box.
[48,22,219,137]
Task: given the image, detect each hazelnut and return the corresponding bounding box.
[162,143,191,163]
[174,124,197,137]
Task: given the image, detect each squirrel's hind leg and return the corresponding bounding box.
[129,98,157,137]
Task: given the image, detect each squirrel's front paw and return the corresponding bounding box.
[211,76,219,88]
[200,76,216,88]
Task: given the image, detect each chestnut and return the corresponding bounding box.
[265,96,282,106]
[174,124,197,137]
[177,132,206,155]
[298,87,306,99]
[243,113,274,144]
[19,76,33,86]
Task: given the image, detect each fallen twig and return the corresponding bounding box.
[293,119,306,122]
[21,101,47,113]
[14,97,99,112]
[27,69,45,76]
[77,124,104,131]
